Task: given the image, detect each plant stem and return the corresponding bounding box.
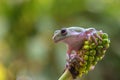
[58,69,73,80]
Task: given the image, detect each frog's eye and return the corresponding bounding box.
[61,29,67,36]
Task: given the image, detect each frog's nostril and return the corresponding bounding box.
[54,30,60,34]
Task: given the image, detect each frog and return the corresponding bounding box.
[52,27,102,59]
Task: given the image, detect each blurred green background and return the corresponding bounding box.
[0,0,120,80]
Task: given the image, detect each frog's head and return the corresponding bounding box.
[52,27,85,43]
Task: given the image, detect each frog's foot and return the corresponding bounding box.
[87,32,102,45]
[66,53,71,60]
[93,33,102,41]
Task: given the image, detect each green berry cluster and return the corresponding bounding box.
[78,32,110,77]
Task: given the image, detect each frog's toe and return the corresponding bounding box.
[91,35,98,45]
[93,33,102,41]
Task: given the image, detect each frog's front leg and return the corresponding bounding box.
[65,51,71,70]
[66,49,73,69]
[66,49,72,60]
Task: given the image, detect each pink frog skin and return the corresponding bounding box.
[52,27,102,59]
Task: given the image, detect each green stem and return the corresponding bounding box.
[58,69,73,80]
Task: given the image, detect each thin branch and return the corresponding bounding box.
[58,69,73,80]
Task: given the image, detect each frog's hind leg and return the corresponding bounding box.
[93,33,102,41]
[91,34,98,45]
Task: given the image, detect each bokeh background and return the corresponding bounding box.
[0,0,120,80]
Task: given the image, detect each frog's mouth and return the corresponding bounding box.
[52,33,72,43]
[52,36,66,43]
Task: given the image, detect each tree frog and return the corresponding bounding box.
[52,27,102,59]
